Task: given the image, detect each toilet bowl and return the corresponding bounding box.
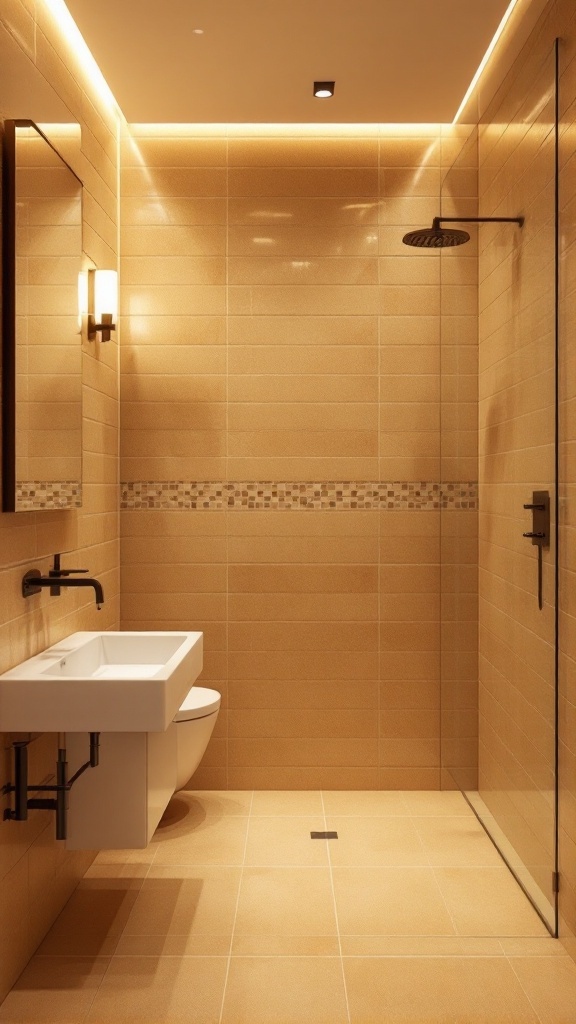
[173,686,221,791]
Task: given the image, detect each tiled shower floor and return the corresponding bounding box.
[2,790,576,1023]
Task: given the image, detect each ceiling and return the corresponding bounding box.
[65,0,513,123]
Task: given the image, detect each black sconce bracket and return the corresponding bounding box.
[88,312,115,343]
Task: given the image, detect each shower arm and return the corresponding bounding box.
[432,216,524,230]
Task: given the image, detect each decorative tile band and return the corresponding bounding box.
[16,481,82,511]
[120,481,477,511]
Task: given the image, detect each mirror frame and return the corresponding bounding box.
[1,118,83,513]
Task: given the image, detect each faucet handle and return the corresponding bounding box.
[50,554,89,577]
[50,568,89,577]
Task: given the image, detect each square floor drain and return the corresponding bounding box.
[310,831,338,839]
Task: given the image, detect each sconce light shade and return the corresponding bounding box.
[77,271,87,333]
[313,81,335,98]
[87,268,117,342]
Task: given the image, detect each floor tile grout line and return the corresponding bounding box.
[76,848,161,1023]
[25,791,562,1024]
[506,952,547,1024]
[428,862,466,938]
[31,945,569,959]
[218,789,254,1024]
[77,953,113,1024]
[321,789,352,1024]
[407,812,434,870]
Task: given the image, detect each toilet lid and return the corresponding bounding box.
[174,686,221,722]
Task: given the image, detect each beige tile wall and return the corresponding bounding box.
[440,128,479,791]
[477,0,576,949]
[120,124,477,792]
[0,0,121,1001]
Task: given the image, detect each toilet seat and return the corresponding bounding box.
[174,686,221,722]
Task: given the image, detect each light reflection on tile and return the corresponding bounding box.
[4,790,570,1023]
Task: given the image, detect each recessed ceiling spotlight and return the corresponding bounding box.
[193,28,204,34]
[313,81,335,98]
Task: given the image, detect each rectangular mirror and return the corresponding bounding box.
[2,118,83,512]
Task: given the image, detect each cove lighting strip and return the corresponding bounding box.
[42,0,120,112]
[452,0,520,123]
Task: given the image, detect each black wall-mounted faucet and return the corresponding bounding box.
[22,554,104,609]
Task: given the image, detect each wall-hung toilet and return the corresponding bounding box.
[173,686,221,791]
[67,685,221,848]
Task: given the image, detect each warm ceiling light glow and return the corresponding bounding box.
[41,0,120,112]
[313,81,335,98]
[452,0,519,123]
[193,28,204,34]
[129,125,452,140]
[37,123,81,136]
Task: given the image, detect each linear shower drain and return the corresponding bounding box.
[310,831,338,839]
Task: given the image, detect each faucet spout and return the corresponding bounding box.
[50,576,105,609]
[22,570,105,608]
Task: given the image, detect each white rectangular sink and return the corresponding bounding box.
[0,631,203,732]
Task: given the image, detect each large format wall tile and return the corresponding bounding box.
[0,0,121,1001]
[120,126,478,793]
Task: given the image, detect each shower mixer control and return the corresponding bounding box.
[522,491,550,548]
[522,490,550,610]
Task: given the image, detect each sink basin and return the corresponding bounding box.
[0,631,203,732]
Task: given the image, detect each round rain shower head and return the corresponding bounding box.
[402,226,470,248]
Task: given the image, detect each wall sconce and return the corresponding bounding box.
[87,268,117,342]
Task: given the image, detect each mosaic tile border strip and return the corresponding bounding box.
[16,481,82,510]
[121,481,477,511]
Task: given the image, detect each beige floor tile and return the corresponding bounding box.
[343,956,540,1023]
[178,790,253,816]
[500,937,567,956]
[234,867,337,938]
[0,956,110,1023]
[155,792,250,839]
[332,866,456,935]
[151,815,249,866]
[244,816,329,865]
[37,880,140,956]
[1,788,556,1024]
[93,848,157,867]
[250,790,324,816]
[221,957,348,1024]
[340,935,503,956]
[85,956,227,1024]
[120,866,242,942]
[434,867,549,936]
[231,935,340,955]
[509,955,576,1023]
[402,790,474,815]
[326,816,427,866]
[322,790,410,815]
[83,863,150,886]
[115,934,230,956]
[412,815,503,866]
